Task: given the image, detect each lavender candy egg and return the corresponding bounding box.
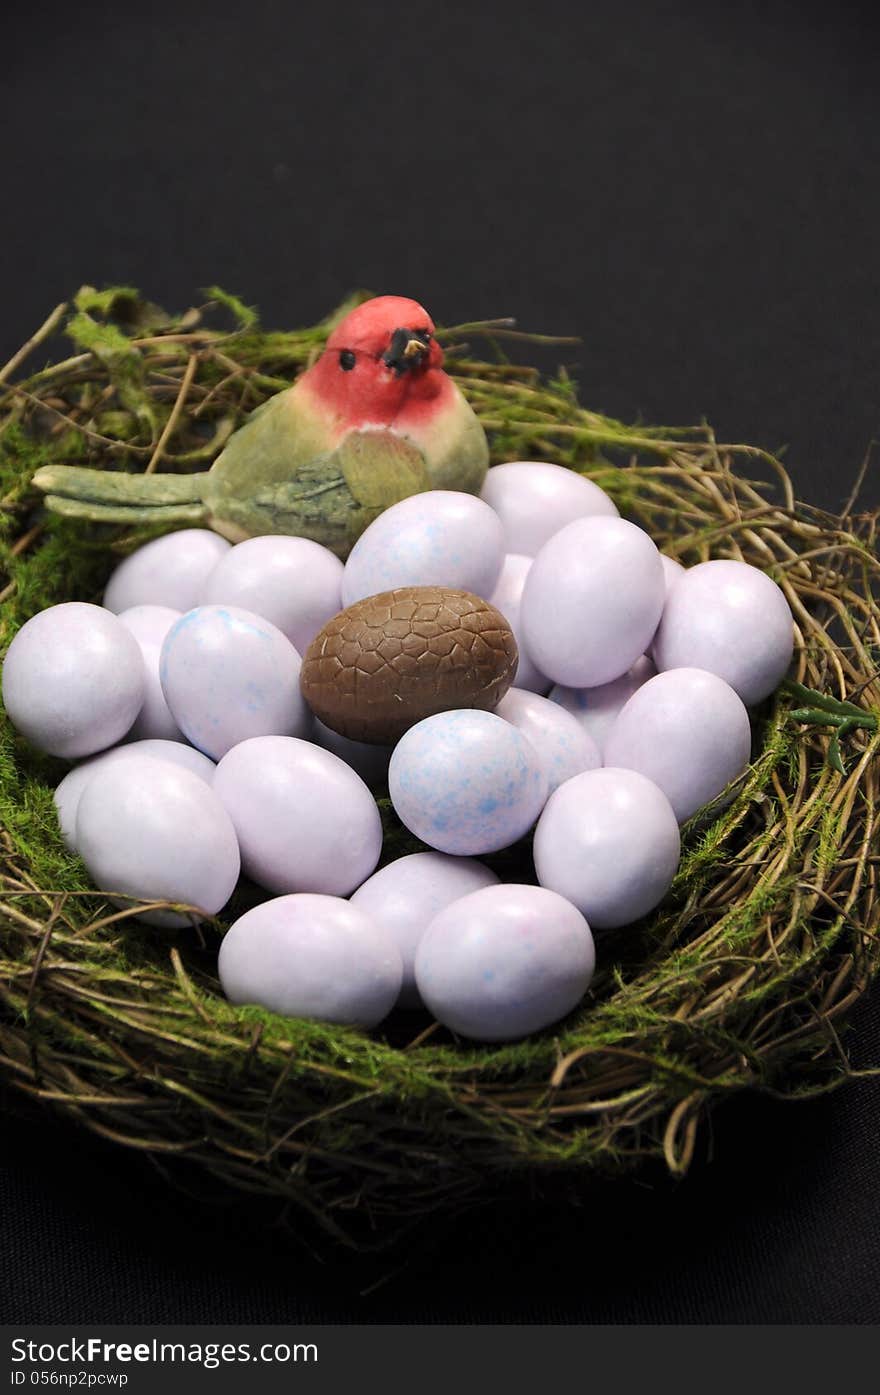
[117,605,184,742]
[199,535,344,654]
[341,491,504,608]
[660,554,686,598]
[75,756,240,927]
[494,688,601,794]
[534,767,680,929]
[54,739,216,851]
[548,655,656,757]
[218,894,402,1029]
[159,605,309,760]
[653,559,794,706]
[649,557,687,664]
[389,709,548,856]
[103,529,230,613]
[2,603,145,758]
[521,516,665,688]
[351,852,500,1008]
[488,554,551,694]
[480,461,618,556]
[414,884,596,1041]
[313,718,392,788]
[603,667,752,823]
[214,736,382,896]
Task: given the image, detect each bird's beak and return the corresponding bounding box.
[382,327,431,374]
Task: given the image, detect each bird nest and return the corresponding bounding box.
[1,287,878,1248]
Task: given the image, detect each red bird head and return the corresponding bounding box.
[298,295,451,436]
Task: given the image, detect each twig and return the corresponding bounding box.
[0,302,67,387]
[841,439,877,519]
[6,385,151,455]
[145,352,199,473]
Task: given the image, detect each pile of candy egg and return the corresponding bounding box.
[1,462,794,1042]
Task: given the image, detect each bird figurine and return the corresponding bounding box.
[32,295,490,558]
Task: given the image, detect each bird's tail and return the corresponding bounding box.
[31,466,209,527]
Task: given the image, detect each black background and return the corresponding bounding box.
[2,0,879,1324]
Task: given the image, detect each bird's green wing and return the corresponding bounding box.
[334,429,429,509]
[205,428,429,557]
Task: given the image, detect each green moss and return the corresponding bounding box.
[74,285,143,317]
[202,286,260,330]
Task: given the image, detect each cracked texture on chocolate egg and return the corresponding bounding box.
[300,586,519,745]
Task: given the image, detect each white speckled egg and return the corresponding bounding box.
[414,883,595,1041]
[521,516,665,687]
[534,767,680,928]
[341,491,504,607]
[548,655,656,756]
[313,718,391,788]
[117,605,184,742]
[199,535,344,654]
[2,603,145,758]
[480,462,618,556]
[213,736,382,895]
[75,755,240,926]
[652,559,794,705]
[103,529,230,613]
[159,605,309,759]
[54,739,216,851]
[351,852,500,1007]
[494,688,601,794]
[488,554,551,694]
[218,894,402,1028]
[603,667,752,823]
[389,709,548,856]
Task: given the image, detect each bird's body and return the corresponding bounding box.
[33,296,489,558]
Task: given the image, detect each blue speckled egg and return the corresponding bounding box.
[388,709,548,855]
[159,605,310,759]
[341,491,504,607]
[415,883,596,1041]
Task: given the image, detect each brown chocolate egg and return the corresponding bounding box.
[300,587,519,745]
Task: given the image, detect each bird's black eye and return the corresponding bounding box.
[339,350,356,371]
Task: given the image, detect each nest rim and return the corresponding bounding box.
[0,287,878,1248]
